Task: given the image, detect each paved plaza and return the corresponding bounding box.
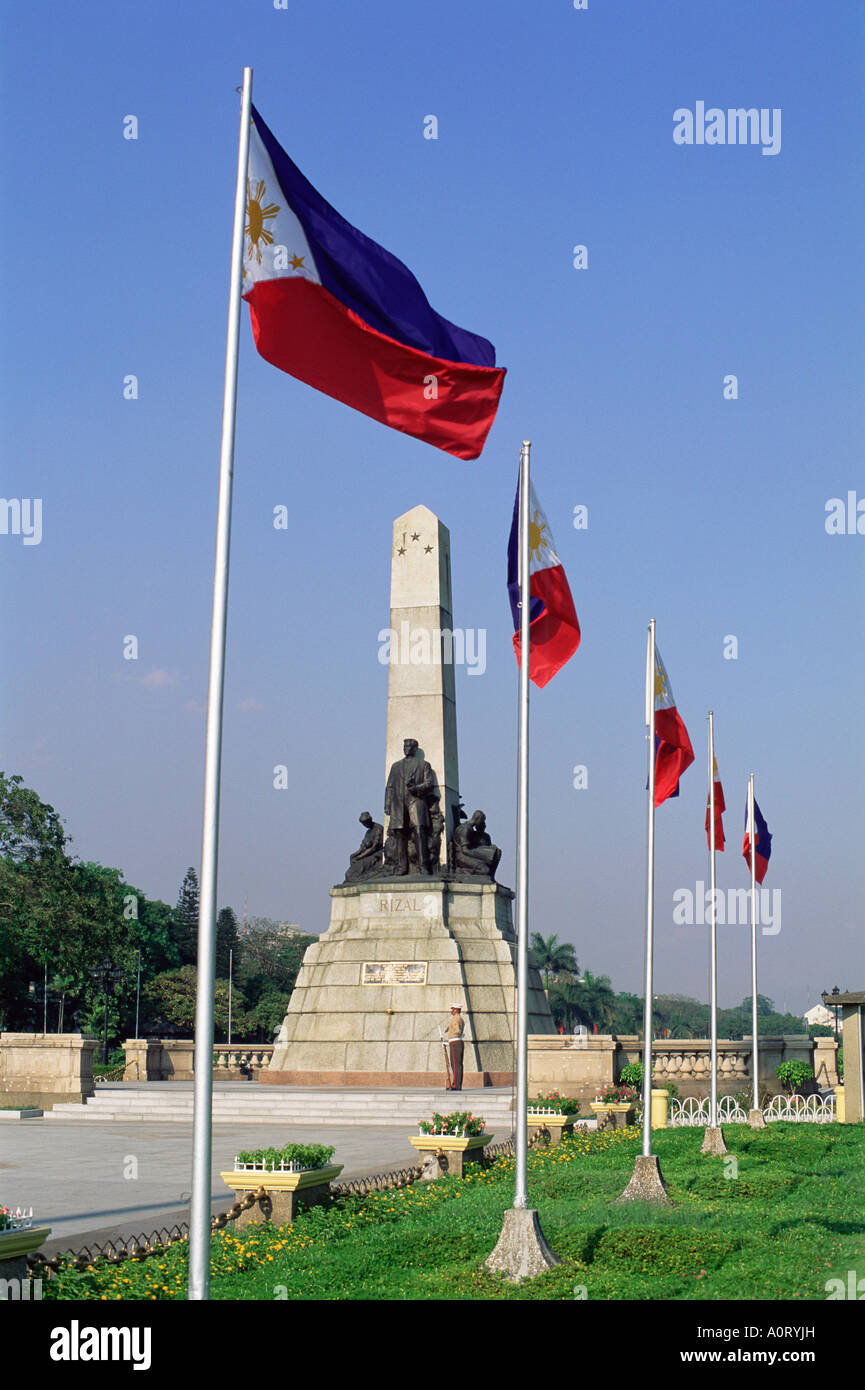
[1,1111,512,1256]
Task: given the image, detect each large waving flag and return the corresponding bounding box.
[242,107,506,460]
[651,648,694,806]
[705,754,726,850]
[743,799,772,883]
[507,477,580,687]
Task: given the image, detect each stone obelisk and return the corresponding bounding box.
[264,505,557,1088]
[384,505,460,856]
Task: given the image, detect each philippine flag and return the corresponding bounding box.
[743,799,772,884]
[651,647,694,806]
[241,107,506,461]
[507,477,580,687]
[705,755,726,851]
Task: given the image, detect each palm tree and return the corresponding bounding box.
[564,970,617,1033]
[529,933,579,991]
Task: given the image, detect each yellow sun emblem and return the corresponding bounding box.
[529,509,549,563]
[245,178,280,264]
[654,657,670,704]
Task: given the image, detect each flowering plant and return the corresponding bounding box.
[0,1205,32,1232]
[418,1111,485,1137]
[528,1090,580,1115]
[594,1084,639,1105]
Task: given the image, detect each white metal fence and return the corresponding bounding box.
[669,1092,836,1126]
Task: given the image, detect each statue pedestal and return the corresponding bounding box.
[264,878,556,1087]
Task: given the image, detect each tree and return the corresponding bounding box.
[143,966,232,1036]
[236,925,317,1040]
[215,906,240,980]
[611,991,644,1034]
[568,970,617,1031]
[529,933,579,990]
[173,868,200,966]
[741,994,775,1017]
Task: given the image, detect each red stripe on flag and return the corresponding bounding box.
[512,563,580,688]
[246,278,505,460]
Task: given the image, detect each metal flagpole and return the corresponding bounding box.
[641,619,656,1158]
[135,949,141,1039]
[748,772,759,1112]
[514,440,531,1209]
[188,65,253,1302]
[228,948,233,1047]
[708,713,718,1129]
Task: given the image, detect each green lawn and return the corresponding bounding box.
[45,1123,865,1301]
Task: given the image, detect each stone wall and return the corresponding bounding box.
[0,1033,97,1109]
[528,1034,832,1103]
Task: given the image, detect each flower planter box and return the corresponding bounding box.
[526,1111,577,1145]
[590,1102,636,1130]
[409,1133,490,1179]
[0,1226,52,1283]
[219,1164,343,1230]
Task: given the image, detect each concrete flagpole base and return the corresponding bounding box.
[700,1125,729,1156]
[616,1153,671,1205]
[485,1208,561,1282]
[747,1108,766,1129]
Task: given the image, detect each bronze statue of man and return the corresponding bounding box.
[452,810,501,880]
[344,811,383,882]
[384,738,438,875]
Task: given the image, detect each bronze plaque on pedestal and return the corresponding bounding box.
[362,961,428,986]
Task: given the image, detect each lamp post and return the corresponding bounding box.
[89,956,123,1065]
[27,967,51,1033]
[831,985,841,1039]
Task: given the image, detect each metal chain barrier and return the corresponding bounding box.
[26,1129,532,1277]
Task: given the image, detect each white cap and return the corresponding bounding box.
[449,1002,462,1009]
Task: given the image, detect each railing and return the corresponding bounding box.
[1,1206,34,1231]
[669,1092,837,1126]
[649,1049,751,1084]
[764,1093,836,1123]
[669,1096,748,1126]
[94,1062,128,1084]
[212,1046,274,1074]
[230,1157,321,1174]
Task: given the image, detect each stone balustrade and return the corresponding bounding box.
[212,1046,275,1078]
[528,1034,832,1103]
[122,1039,274,1081]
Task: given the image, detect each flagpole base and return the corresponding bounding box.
[616,1154,670,1205]
[747,1108,766,1129]
[700,1125,729,1156]
[485,1208,560,1283]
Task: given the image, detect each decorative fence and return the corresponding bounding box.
[669,1096,748,1126]
[669,1092,836,1127]
[763,1093,836,1123]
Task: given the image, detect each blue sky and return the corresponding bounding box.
[1,0,863,1015]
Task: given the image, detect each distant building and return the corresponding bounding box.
[804,1003,838,1033]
